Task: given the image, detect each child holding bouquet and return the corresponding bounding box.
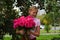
[16,6,40,40]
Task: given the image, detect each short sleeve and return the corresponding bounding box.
[33,18,40,27]
[37,19,40,26]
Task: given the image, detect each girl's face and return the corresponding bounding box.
[29,9,38,17]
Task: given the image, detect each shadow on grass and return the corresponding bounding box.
[52,37,60,40]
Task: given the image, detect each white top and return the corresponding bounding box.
[30,18,40,39]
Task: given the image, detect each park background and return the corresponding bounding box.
[0,0,60,40]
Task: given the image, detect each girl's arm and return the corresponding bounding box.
[30,26,40,37]
[30,19,40,37]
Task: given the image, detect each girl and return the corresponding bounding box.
[16,6,40,40]
[28,6,40,40]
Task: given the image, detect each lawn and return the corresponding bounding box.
[2,29,60,40]
[36,29,60,40]
[40,29,60,34]
[37,35,60,40]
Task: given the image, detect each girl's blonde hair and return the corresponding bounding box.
[28,6,38,12]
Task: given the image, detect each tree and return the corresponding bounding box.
[43,0,60,32]
[45,24,51,33]
[0,0,18,40]
[46,0,60,24]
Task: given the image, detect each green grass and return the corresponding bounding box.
[37,35,60,40]
[36,29,60,40]
[40,29,60,34]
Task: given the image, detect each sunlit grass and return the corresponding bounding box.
[36,29,60,40]
[40,29,60,34]
[37,35,60,40]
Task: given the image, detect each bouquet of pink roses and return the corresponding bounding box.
[13,16,35,29]
[13,16,35,40]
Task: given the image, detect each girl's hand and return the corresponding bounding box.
[30,26,40,37]
[16,29,24,35]
[19,29,24,35]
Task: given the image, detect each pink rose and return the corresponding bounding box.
[13,22,19,29]
[13,19,19,29]
[25,16,35,28]
[18,16,26,27]
[13,16,26,29]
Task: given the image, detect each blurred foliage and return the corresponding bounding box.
[17,0,45,16]
[0,0,17,40]
[45,24,51,33]
[38,0,60,25]
[0,0,17,33]
[42,13,53,25]
[46,0,60,24]
[17,0,32,16]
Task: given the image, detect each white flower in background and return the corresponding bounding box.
[13,6,23,16]
[37,9,46,16]
[32,3,39,7]
[13,6,20,12]
[18,12,23,16]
